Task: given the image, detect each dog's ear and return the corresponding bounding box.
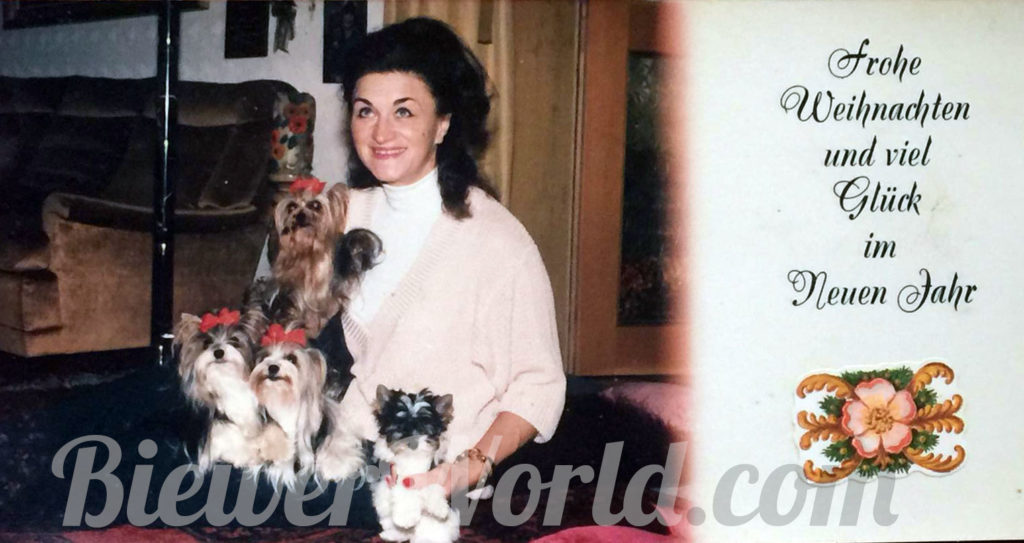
[249,349,269,386]
[239,312,268,347]
[173,313,201,348]
[307,348,328,391]
[173,313,202,386]
[335,228,382,280]
[273,196,293,234]
[435,393,454,425]
[296,347,327,433]
[375,384,392,410]
[326,183,349,235]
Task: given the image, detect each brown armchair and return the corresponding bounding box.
[0,76,311,356]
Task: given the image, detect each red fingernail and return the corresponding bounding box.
[402,477,413,488]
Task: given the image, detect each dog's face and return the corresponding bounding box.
[174,313,256,407]
[374,386,453,454]
[250,341,327,414]
[274,184,348,252]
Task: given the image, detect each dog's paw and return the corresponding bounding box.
[218,447,262,469]
[257,424,293,463]
[421,485,451,519]
[378,527,410,542]
[210,427,262,468]
[263,460,298,491]
[372,485,392,515]
[411,519,458,543]
[391,498,422,530]
[316,447,364,481]
[245,277,276,305]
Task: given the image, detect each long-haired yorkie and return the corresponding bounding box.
[271,177,381,336]
[249,324,364,488]
[172,285,279,472]
[372,386,458,543]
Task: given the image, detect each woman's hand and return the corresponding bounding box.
[388,460,478,497]
[386,411,539,496]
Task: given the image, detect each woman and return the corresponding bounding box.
[337,17,566,497]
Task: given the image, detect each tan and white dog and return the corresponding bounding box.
[249,324,364,488]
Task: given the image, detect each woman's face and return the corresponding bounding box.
[350,71,451,186]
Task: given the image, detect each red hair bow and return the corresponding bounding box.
[261,323,306,347]
[289,176,325,195]
[199,308,241,333]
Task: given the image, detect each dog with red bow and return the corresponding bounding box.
[249,323,365,488]
[271,177,381,337]
[172,289,288,472]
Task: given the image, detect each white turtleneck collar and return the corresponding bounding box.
[380,168,442,213]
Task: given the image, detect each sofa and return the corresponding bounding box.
[0,76,311,356]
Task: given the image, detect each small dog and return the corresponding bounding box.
[372,386,458,543]
[249,324,364,488]
[271,177,381,336]
[173,299,269,472]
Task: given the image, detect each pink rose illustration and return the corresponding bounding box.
[840,378,917,458]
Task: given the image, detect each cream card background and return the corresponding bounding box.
[682,1,1023,541]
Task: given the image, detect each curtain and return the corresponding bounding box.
[384,0,514,204]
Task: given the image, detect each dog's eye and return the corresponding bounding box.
[227,338,241,348]
[202,337,213,349]
[285,202,298,213]
[286,354,298,365]
[306,201,322,212]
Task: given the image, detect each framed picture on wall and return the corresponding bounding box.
[323,0,367,83]
[224,1,269,59]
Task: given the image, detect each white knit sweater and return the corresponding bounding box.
[348,169,442,324]
[339,186,567,461]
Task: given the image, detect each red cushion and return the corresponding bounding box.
[532,525,681,542]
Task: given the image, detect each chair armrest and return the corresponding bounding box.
[42,192,262,234]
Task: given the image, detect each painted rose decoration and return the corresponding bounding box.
[269,91,315,178]
[795,362,964,483]
[841,378,916,458]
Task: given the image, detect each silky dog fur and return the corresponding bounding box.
[272,183,380,336]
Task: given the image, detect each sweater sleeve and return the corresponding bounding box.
[486,242,567,443]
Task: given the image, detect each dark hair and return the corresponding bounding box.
[341,17,497,219]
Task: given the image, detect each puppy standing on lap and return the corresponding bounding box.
[272,177,381,337]
[372,386,458,543]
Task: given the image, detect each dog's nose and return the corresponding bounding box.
[213,348,224,360]
[407,439,418,450]
[294,212,308,226]
[268,364,279,376]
